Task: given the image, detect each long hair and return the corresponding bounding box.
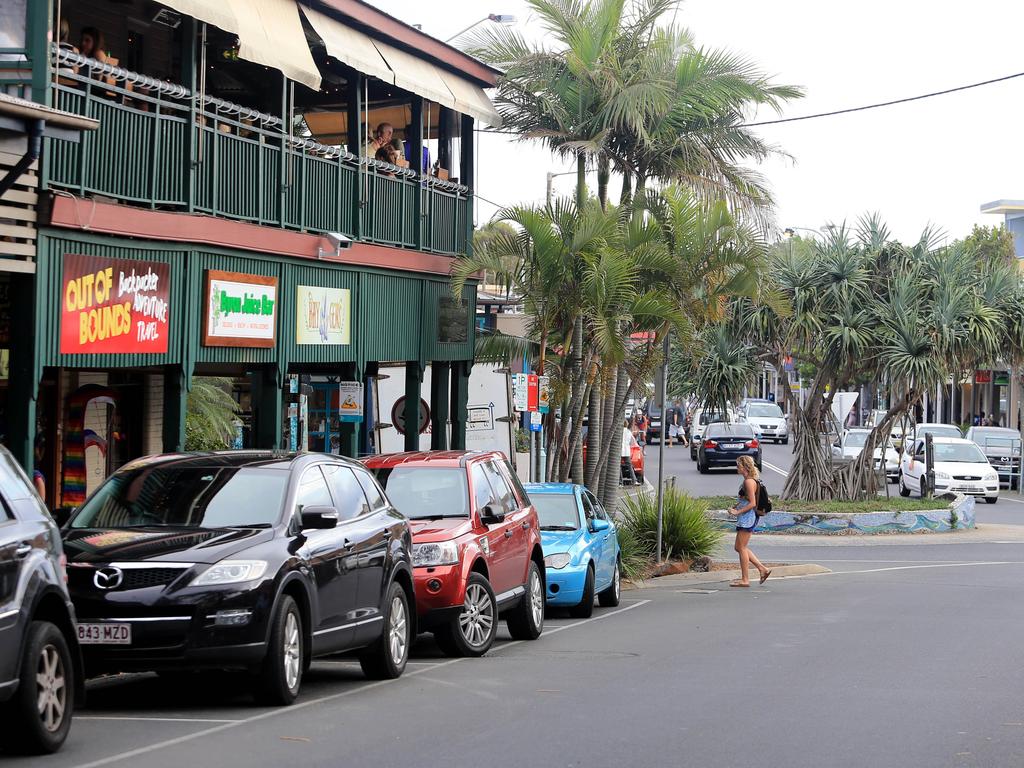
[737,455,760,481]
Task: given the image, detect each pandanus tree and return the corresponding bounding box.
[682,217,1024,501]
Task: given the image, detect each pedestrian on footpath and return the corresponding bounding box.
[620,419,639,485]
[729,455,770,587]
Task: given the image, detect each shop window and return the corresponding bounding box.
[438,297,469,343]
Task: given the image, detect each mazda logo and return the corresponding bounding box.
[94,566,124,590]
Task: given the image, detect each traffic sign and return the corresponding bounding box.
[392,396,430,435]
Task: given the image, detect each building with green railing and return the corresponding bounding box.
[1,0,499,508]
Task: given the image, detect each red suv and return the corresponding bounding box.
[363,451,544,656]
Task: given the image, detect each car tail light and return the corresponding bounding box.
[704,440,718,449]
[746,440,759,449]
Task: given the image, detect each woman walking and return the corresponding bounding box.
[730,455,770,587]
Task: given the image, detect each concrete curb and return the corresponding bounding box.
[625,563,831,589]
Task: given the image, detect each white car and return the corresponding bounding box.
[740,401,789,445]
[911,423,963,441]
[831,428,899,482]
[868,409,909,449]
[899,436,999,504]
[689,408,736,460]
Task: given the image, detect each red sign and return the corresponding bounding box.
[60,254,170,355]
[527,374,539,412]
[975,370,992,384]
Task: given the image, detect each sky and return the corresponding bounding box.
[375,0,1024,243]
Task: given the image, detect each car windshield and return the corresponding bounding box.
[747,404,783,418]
[971,428,1018,444]
[372,467,469,519]
[70,466,288,529]
[699,411,727,425]
[845,432,869,448]
[934,444,988,463]
[707,424,753,439]
[531,495,581,530]
[919,425,962,439]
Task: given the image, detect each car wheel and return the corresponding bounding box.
[697,458,708,474]
[689,447,697,461]
[255,595,303,706]
[360,581,411,679]
[0,621,74,754]
[756,460,763,472]
[506,561,545,640]
[898,473,911,497]
[598,559,622,607]
[635,471,644,484]
[985,497,998,505]
[569,565,596,619]
[781,437,789,445]
[435,573,497,657]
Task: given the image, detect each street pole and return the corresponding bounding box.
[655,333,669,563]
[546,172,554,206]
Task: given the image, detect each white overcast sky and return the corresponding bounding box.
[376,0,1024,243]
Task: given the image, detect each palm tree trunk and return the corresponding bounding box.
[584,383,602,490]
[599,367,628,510]
[576,154,587,206]
[597,155,610,210]
[619,171,633,207]
[569,317,585,482]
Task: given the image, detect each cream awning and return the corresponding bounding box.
[224,0,321,92]
[437,70,502,128]
[371,39,455,112]
[155,0,240,36]
[300,6,394,85]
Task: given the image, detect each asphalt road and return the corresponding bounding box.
[644,439,1024,524]
[14,533,1024,768]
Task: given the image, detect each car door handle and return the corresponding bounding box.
[521,522,529,530]
[504,529,513,538]
[342,539,354,551]
[14,544,32,558]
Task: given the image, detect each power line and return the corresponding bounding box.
[741,69,1024,127]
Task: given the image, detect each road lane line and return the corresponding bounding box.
[779,561,1020,578]
[77,716,241,724]
[760,460,789,478]
[70,600,649,768]
[997,495,1024,505]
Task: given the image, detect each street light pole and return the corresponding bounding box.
[655,333,669,563]
[445,13,517,43]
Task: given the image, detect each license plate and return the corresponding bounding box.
[77,623,131,645]
[722,443,743,449]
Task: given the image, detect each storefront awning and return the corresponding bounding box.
[372,39,456,112]
[437,70,502,128]
[224,0,322,92]
[155,0,241,36]
[300,6,394,85]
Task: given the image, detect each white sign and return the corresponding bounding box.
[296,286,351,345]
[512,373,529,411]
[204,271,277,345]
[338,381,364,423]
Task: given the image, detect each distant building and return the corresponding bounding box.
[980,200,1024,258]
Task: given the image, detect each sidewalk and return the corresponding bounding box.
[748,523,1024,548]
[627,563,831,589]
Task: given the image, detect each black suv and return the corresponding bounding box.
[62,452,415,705]
[0,446,81,754]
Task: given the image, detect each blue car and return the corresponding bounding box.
[525,483,621,618]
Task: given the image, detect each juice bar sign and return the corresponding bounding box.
[60,254,170,355]
[203,270,278,347]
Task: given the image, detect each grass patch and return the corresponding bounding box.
[697,496,950,515]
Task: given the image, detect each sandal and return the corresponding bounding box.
[760,569,772,585]
[729,581,749,588]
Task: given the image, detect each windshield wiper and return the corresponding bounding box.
[409,514,469,521]
[226,523,273,529]
[540,525,578,531]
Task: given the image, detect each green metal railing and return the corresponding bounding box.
[46,48,470,256]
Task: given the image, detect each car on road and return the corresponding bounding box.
[0,446,81,754]
[868,409,909,450]
[526,483,621,618]
[643,399,662,442]
[899,437,1000,503]
[364,451,545,658]
[964,426,1022,488]
[739,401,789,444]
[910,423,963,441]
[696,422,761,473]
[831,428,900,482]
[62,452,415,705]
[689,408,736,460]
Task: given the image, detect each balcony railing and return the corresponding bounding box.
[47,47,470,256]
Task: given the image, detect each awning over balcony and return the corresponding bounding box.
[155,0,240,36]
[372,40,455,113]
[300,6,394,85]
[437,70,503,128]
[226,0,322,91]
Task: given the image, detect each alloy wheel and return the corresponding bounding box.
[613,563,621,601]
[389,594,408,664]
[458,583,495,648]
[529,570,544,627]
[36,644,67,734]
[283,612,301,692]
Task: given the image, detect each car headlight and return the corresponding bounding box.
[934,470,951,480]
[544,552,571,569]
[986,472,999,482]
[191,560,268,587]
[412,541,459,567]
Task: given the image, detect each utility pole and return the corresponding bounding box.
[655,333,669,563]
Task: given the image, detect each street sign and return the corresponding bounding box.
[538,376,551,413]
[338,381,363,423]
[392,396,430,435]
[527,374,539,411]
[529,411,542,432]
[512,373,529,411]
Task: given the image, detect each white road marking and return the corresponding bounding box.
[70,601,650,768]
[996,495,1024,505]
[781,561,1020,577]
[77,717,240,724]
[760,460,789,478]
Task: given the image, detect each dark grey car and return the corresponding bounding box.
[0,446,81,754]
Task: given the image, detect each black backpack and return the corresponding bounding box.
[756,480,773,517]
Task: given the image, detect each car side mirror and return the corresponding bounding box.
[590,518,610,533]
[480,504,505,525]
[301,506,339,530]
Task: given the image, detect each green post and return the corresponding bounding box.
[253,366,283,450]
[346,72,363,239]
[404,362,422,451]
[162,366,189,452]
[337,363,359,458]
[410,96,424,249]
[7,273,38,474]
[182,17,197,213]
[460,114,475,258]
[450,360,471,450]
[26,0,50,105]
[430,362,450,450]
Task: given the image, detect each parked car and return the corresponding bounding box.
[62,452,414,705]
[526,483,620,618]
[899,437,999,503]
[867,409,909,450]
[581,441,644,485]
[644,400,662,442]
[831,428,900,482]
[0,446,81,754]
[911,423,963,441]
[696,422,760,473]
[689,409,736,461]
[964,426,1022,488]
[364,451,545,657]
[739,401,789,444]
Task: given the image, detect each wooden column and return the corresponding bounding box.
[162,365,189,453]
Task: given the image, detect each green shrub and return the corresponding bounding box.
[614,520,651,582]
[620,487,724,562]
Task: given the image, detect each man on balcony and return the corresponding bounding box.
[363,122,394,158]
